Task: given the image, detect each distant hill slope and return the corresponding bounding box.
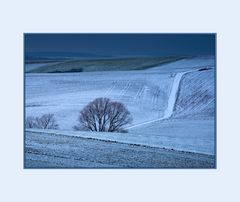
[25,51,113,62]
[28,56,185,73]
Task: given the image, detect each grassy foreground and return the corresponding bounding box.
[25,131,215,168]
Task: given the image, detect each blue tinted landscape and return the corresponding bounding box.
[24,34,216,168]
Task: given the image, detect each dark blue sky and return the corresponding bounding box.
[25,34,215,57]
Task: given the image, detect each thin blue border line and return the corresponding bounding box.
[24,35,26,169]
[23,33,217,169]
[215,33,217,168]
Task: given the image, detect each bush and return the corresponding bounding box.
[49,68,83,73]
[25,114,59,129]
[25,116,36,128]
[74,97,132,133]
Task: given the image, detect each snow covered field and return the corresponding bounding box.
[25,57,215,156]
[25,131,215,168]
[26,68,174,129]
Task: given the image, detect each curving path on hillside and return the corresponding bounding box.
[126,69,198,129]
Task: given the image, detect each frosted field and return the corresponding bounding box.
[26,70,174,129]
[25,57,215,155]
[25,131,215,168]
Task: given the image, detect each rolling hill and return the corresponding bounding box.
[27,56,185,73]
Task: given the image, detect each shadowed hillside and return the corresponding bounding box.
[28,56,185,73]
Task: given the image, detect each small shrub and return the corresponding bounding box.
[25,114,59,129]
[25,116,36,128]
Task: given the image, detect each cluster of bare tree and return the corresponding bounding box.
[25,98,132,133]
[74,98,132,133]
[25,114,59,129]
